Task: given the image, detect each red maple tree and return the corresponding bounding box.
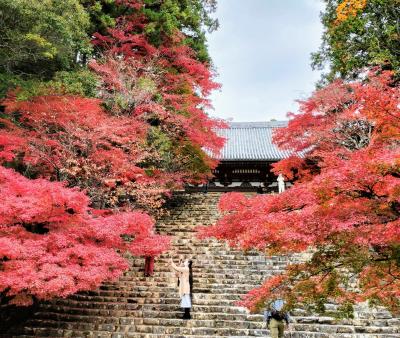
[198,71,400,314]
[0,166,169,306]
[90,1,226,179]
[0,0,224,305]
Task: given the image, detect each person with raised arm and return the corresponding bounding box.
[169,256,193,319]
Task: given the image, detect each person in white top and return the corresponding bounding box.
[170,257,193,319]
[277,174,285,193]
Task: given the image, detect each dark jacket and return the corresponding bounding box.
[264,310,290,325]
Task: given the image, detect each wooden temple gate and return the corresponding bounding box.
[187,121,293,192]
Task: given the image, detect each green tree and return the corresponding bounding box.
[0,0,91,77]
[312,0,400,82]
[141,0,218,62]
[79,0,119,36]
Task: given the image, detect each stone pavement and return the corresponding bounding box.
[1,193,399,337]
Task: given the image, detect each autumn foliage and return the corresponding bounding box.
[0,166,169,306]
[1,0,223,305]
[335,0,367,24]
[198,71,400,314]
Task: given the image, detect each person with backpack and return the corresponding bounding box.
[264,299,290,338]
[170,257,193,319]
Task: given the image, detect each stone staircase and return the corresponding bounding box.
[1,192,399,337]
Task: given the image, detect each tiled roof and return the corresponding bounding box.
[213,121,293,161]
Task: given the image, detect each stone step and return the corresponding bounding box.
[42,302,251,315]
[51,296,242,307]
[69,291,249,301]
[2,192,399,338]
[132,324,268,336]
[33,304,400,329]
[27,310,400,335]
[91,286,259,296]
[131,262,287,270]
[73,287,249,297]
[33,308,258,322]
[131,335,265,338]
[25,316,267,331]
[288,334,400,338]
[131,256,286,264]
[116,275,268,282]
[99,281,265,290]
[125,267,284,275]
[14,322,268,337]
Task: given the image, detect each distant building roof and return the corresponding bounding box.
[214,121,293,161]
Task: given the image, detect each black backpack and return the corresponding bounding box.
[270,309,286,321]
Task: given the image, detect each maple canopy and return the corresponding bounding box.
[198,71,400,315]
[0,166,170,305]
[0,0,223,305]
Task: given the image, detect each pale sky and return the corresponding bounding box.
[207,0,325,121]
